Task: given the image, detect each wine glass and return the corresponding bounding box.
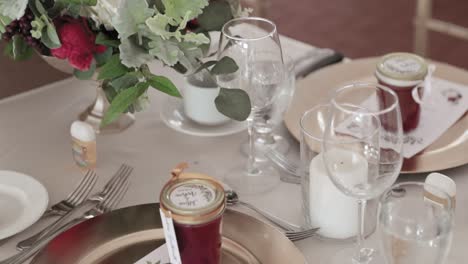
[322,82,404,263]
[240,55,296,161]
[379,182,454,264]
[217,17,284,194]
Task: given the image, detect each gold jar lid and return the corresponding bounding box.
[376,52,428,83]
[160,163,226,225]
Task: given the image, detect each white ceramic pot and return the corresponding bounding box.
[183,74,230,126]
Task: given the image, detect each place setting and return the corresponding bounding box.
[0,0,467,264]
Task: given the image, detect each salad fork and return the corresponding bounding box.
[17,164,133,250]
[41,170,97,218]
[3,172,130,264]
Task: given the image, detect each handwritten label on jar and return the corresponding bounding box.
[383,57,422,76]
[169,183,215,209]
[159,209,182,264]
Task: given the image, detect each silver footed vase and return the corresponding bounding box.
[41,55,134,134]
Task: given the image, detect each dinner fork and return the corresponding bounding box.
[285,227,320,242]
[41,170,97,218]
[2,173,130,264]
[17,164,133,250]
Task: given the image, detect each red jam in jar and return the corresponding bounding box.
[160,166,226,264]
[375,52,428,132]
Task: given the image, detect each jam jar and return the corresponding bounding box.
[160,166,226,264]
[375,52,428,132]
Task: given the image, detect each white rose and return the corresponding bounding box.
[87,0,122,30]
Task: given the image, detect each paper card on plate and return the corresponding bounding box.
[401,78,468,158]
[336,77,468,158]
[134,243,170,264]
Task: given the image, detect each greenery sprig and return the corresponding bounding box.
[0,0,252,127]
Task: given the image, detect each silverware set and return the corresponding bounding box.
[0,164,133,264]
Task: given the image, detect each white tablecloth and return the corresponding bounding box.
[0,36,466,263]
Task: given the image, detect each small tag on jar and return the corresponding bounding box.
[159,208,182,264]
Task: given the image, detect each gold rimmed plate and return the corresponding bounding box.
[284,57,468,174]
[31,204,306,264]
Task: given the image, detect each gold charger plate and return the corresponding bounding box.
[284,57,468,174]
[31,203,306,264]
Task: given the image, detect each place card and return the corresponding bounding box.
[402,77,468,158]
[134,243,170,264]
[159,208,182,264]
[337,77,468,158]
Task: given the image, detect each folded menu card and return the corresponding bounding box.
[134,243,170,264]
[402,77,467,158]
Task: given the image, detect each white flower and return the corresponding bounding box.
[87,0,122,30]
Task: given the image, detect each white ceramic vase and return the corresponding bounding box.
[183,73,230,126]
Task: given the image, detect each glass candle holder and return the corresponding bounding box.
[300,105,376,240]
[160,168,226,264]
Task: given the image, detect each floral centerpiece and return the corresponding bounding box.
[0,0,251,127]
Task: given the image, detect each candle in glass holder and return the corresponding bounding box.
[309,149,368,239]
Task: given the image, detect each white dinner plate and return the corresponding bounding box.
[0,170,48,239]
[160,97,247,137]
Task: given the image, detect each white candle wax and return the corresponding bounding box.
[309,149,368,239]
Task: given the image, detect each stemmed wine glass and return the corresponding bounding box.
[217,17,284,194]
[322,82,404,263]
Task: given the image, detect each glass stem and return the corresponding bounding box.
[357,199,367,249]
[353,198,374,264]
[246,114,259,175]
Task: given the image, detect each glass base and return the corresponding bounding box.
[240,134,290,162]
[327,247,382,264]
[223,166,281,195]
[79,86,135,134]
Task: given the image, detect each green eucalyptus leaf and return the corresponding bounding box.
[95,32,120,48]
[147,75,181,98]
[111,73,140,91]
[194,60,216,74]
[215,88,251,121]
[211,56,238,75]
[73,62,96,80]
[98,54,129,80]
[102,82,149,127]
[197,0,233,31]
[94,47,113,67]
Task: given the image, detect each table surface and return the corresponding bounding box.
[0,36,466,264]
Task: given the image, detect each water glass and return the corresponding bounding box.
[379,182,454,264]
[217,17,284,194]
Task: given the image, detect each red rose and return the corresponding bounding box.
[51,17,106,71]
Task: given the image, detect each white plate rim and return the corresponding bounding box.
[160,97,247,137]
[0,170,49,239]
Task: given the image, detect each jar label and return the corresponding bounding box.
[159,209,182,264]
[383,57,422,76]
[170,183,215,209]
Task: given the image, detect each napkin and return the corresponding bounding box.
[134,243,170,264]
